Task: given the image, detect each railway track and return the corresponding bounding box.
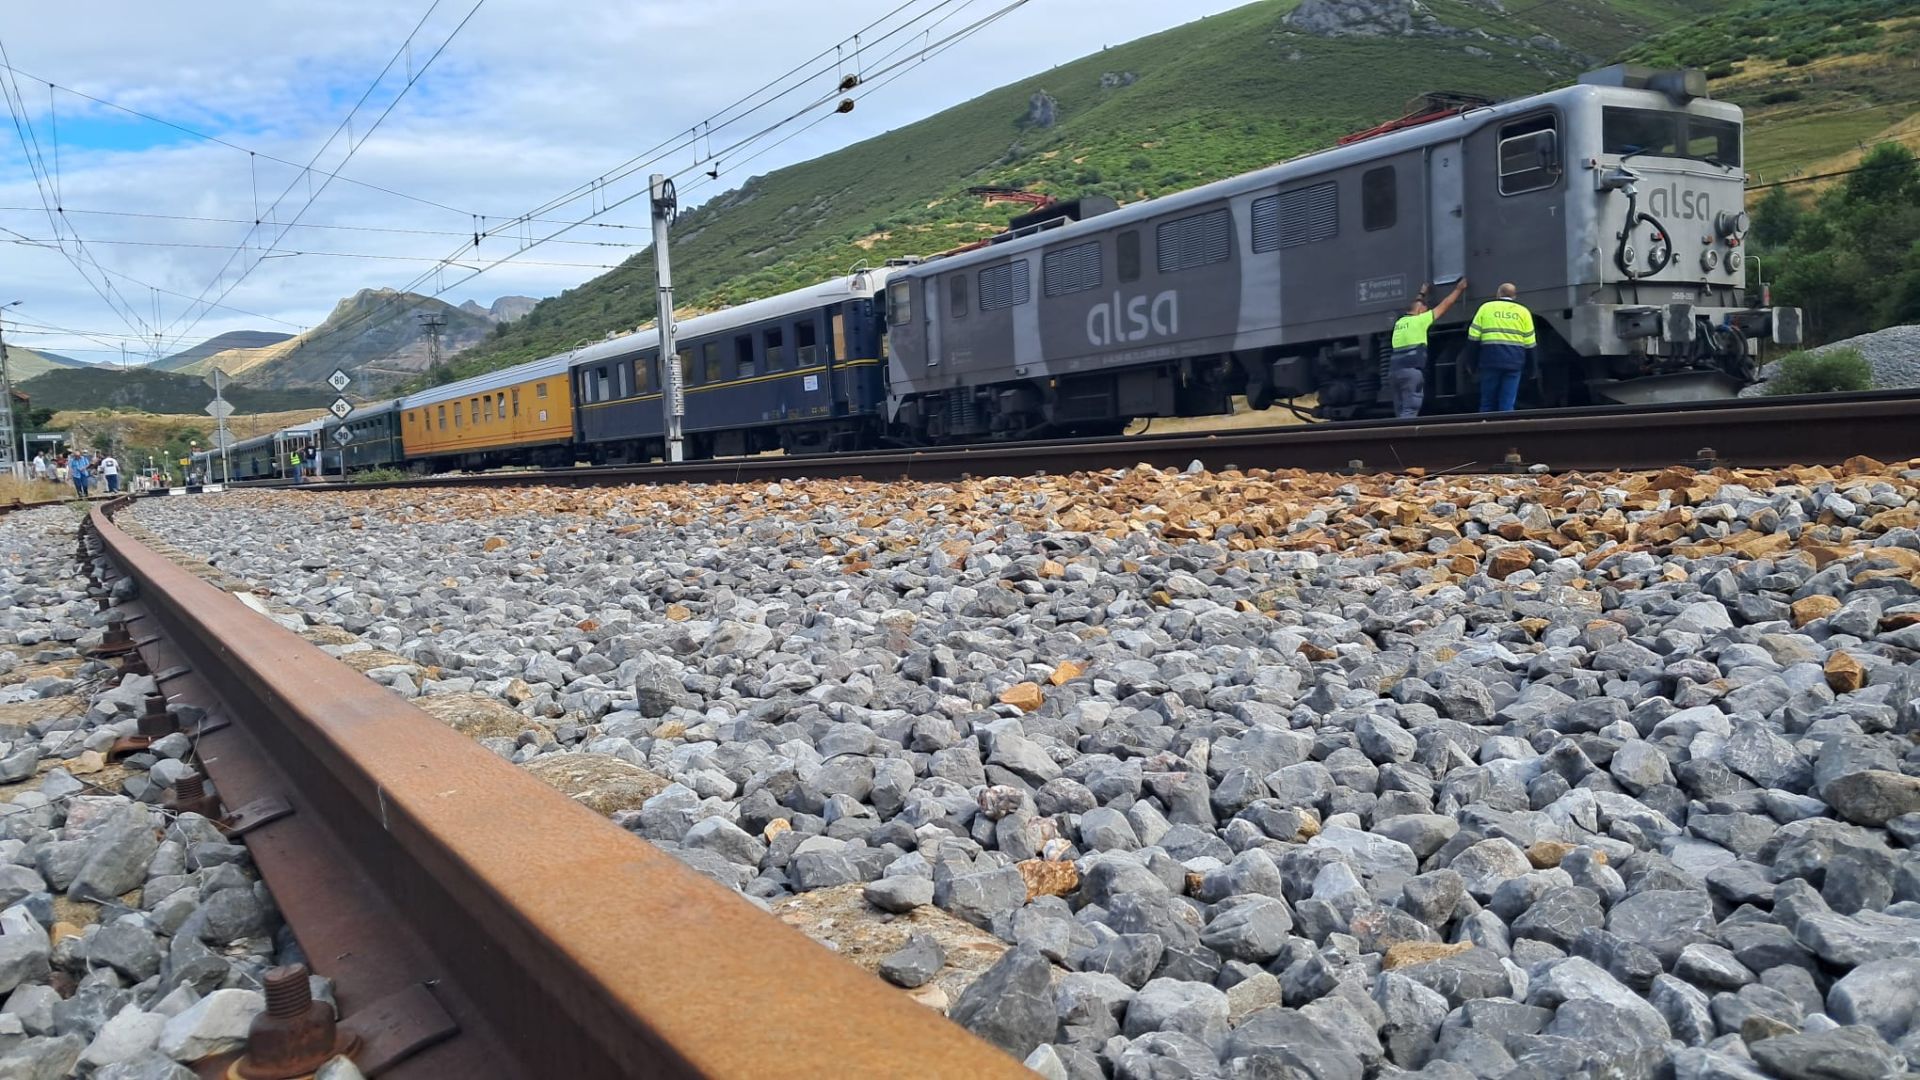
[70,389,1913,1076]
[79,498,1026,1080]
[180,389,1920,496]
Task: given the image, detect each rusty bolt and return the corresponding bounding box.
[1347,459,1365,471]
[120,652,150,677]
[235,963,357,1079]
[165,770,221,820]
[137,694,178,738]
[1504,449,1524,466]
[1696,447,1718,462]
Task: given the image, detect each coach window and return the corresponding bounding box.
[483,395,494,422]
[1362,167,1396,231]
[452,403,461,428]
[888,280,912,324]
[1498,114,1560,195]
[702,341,723,383]
[536,382,548,398]
[437,405,446,431]
[764,326,786,369]
[633,356,652,393]
[830,311,847,360]
[1117,231,1141,283]
[735,333,755,378]
[510,390,519,417]
[796,319,820,365]
[676,348,696,387]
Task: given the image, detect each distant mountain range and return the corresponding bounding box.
[17,365,332,414]
[457,295,537,323]
[4,345,88,383]
[152,330,296,373]
[167,289,529,391]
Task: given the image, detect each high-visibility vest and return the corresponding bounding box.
[1391,310,1435,349]
[290,453,302,465]
[1468,299,1537,349]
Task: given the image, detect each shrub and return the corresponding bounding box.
[1763,348,1873,395]
[1761,88,1804,104]
[1705,63,1737,80]
[1785,52,1814,67]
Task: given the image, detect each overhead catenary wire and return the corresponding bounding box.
[211,0,1029,372]
[160,0,488,351]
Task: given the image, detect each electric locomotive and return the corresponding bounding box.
[884,64,1800,434]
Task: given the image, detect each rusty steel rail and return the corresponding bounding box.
[188,390,1920,499]
[85,499,1024,1080]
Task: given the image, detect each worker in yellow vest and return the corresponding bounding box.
[1389,278,1469,419]
[1467,283,1538,413]
[290,449,305,484]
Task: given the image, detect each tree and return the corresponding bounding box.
[1766,143,1920,344]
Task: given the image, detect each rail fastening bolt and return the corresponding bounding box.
[236,963,357,1079]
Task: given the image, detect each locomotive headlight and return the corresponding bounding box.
[1716,210,1750,241]
[1726,250,1743,274]
[1701,249,1720,272]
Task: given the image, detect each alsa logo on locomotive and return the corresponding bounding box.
[1645,182,1710,223]
[1087,290,1179,347]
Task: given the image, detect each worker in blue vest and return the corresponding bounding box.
[1467,283,1537,413]
[1389,278,1469,419]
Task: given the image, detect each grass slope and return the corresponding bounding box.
[153,330,296,373]
[1626,0,1920,184]
[5,347,89,383]
[183,289,493,391]
[18,367,333,414]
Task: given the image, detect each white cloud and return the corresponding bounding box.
[0,0,1246,365]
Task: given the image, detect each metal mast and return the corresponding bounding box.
[650,174,685,463]
[417,312,447,383]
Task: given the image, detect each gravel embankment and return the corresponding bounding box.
[0,507,360,1079]
[1741,322,1920,396]
[128,461,1920,1080]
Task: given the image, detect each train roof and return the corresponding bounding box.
[400,353,574,411]
[566,269,894,369]
[890,79,1742,278]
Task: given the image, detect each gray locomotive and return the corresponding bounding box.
[885,65,1801,434]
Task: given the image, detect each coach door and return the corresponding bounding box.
[1427,140,1465,286]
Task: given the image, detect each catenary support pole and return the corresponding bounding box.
[650,174,685,464]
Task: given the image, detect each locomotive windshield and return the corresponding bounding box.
[1602,107,1741,167]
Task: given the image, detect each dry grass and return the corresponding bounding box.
[1125,395,1319,436]
[0,476,70,506]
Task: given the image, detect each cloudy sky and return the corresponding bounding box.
[0,0,1246,365]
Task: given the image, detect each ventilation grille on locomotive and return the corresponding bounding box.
[1157,209,1232,274]
[1043,242,1103,297]
[978,261,1031,311]
[1252,182,1339,253]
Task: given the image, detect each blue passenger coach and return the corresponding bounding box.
[569,270,893,461]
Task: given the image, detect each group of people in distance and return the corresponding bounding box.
[26,450,123,497]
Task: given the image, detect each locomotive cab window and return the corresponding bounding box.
[1362,167,1396,231]
[1604,108,1740,167]
[949,275,969,319]
[888,281,912,324]
[1117,231,1141,283]
[796,319,820,366]
[1498,114,1560,195]
[735,334,755,378]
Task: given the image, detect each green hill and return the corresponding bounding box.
[5,346,89,382]
[153,330,295,373]
[17,366,334,414]
[439,0,1907,383]
[1626,0,1920,184]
